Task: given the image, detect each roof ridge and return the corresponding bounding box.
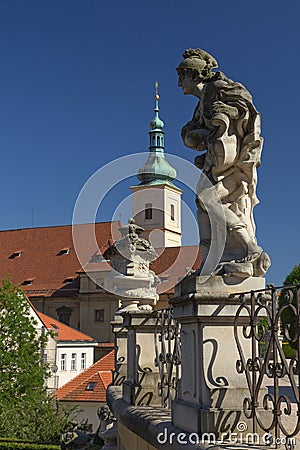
[0,220,123,234]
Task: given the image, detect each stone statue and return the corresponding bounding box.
[103,219,159,311]
[97,405,117,450]
[60,430,92,449]
[177,48,270,279]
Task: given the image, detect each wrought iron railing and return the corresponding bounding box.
[154,308,181,408]
[111,308,181,408]
[234,284,300,447]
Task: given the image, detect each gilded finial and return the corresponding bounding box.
[155,81,159,100]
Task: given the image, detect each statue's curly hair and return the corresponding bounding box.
[183,49,217,68]
[178,48,218,82]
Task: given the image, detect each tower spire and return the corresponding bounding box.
[131,82,182,248]
[155,80,159,99]
[137,82,176,185]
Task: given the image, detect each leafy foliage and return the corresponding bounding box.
[278,264,300,348]
[0,278,78,443]
[0,441,59,449]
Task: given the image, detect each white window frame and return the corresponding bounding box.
[81,353,86,370]
[61,353,67,371]
[71,353,77,371]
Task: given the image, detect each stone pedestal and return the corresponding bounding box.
[170,275,268,439]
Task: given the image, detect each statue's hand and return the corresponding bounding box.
[184,129,209,151]
[181,123,194,140]
[194,153,206,169]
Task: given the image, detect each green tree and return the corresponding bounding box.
[278,264,300,349]
[0,278,77,443]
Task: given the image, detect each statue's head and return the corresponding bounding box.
[177,49,218,84]
[97,405,112,421]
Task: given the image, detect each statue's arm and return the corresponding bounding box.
[181,120,210,151]
[210,101,239,119]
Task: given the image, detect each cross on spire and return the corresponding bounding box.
[155,81,159,100]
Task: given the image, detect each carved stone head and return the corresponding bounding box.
[177,48,218,83]
[97,404,114,422]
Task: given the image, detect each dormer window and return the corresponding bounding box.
[63,276,75,284]
[9,251,22,259]
[57,247,70,256]
[86,382,97,391]
[22,278,34,286]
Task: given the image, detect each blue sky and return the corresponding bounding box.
[0,0,299,286]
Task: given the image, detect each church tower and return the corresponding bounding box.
[131,83,182,248]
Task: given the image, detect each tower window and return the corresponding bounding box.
[171,204,175,221]
[145,203,152,220]
[157,136,160,146]
[95,309,104,322]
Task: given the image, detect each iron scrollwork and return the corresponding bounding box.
[154,308,181,408]
[234,285,300,446]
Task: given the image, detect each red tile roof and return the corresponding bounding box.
[37,311,96,342]
[0,222,122,297]
[97,342,114,348]
[151,245,201,294]
[56,351,114,402]
[0,221,200,297]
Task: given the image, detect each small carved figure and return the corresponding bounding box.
[105,218,157,261]
[177,48,271,278]
[97,405,117,450]
[60,430,92,450]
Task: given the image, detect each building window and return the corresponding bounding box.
[81,353,86,370]
[61,354,67,371]
[157,136,160,146]
[86,382,97,391]
[95,309,104,322]
[171,204,175,221]
[57,247,70,255]
[71,353,77,371]
[22,278,34,286]
[56,306,73,326]
[145,203,152,220]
